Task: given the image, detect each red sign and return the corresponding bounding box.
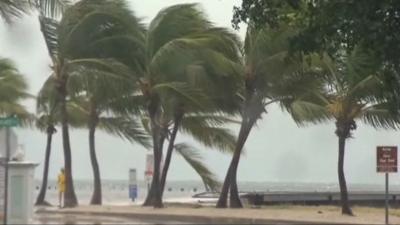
[377,146,398,173]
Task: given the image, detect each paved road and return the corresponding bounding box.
[34,214,190,225]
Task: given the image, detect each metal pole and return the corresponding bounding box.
[385,172,389,225]
[3,128,10,225]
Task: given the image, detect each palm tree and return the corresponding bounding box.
[56,0,144,204]
[0,57,29,117]
[34,0,71,206]
[68,64,151,205]
[34,73,88,206]
[35,0,146,207]
[289,47,400,215]
[138,4,242,208]
[34,74,58,206]
[216,25,323,208]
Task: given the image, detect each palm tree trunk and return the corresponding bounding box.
[60,88,78,207]
[216,161,232,208]
[35,126,54,206]
[160,115,182,197]
[89,111,102,205]
[143,111,164,208]
[217,116,254,208]
[338,135,353,215]
[143,129,163,207]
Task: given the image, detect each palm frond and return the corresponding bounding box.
[98,117,151,149]
[0,0,32,23]
[35,0,70,18]
[180,119,236,153]
[153,82,210,110]
[361,103,400,130]
[174,142,220,191]
[38,15,59,60]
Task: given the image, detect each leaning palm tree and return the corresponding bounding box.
[216,25,323,208]
[68,64,151,205]
[34,0,71,206]
[289,47,400,215]
[139,4,242,208]
[37,0,145,207]
[34,75,58,206]
[34,73,88,205]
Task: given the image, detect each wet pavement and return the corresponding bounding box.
[34,213,189,224]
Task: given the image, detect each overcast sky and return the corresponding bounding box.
[1,0,399,187]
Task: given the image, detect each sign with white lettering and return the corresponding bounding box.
[377,146,398,173]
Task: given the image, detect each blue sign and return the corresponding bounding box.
[129,184,138,200]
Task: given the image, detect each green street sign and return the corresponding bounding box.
[0,117,20,127]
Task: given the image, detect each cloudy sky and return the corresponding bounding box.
[0,0,399,187]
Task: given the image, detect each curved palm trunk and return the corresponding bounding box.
[338,135,353,215]
[217,116,254,208]
[35,126,55,206]
[89,112,102,205]
[160,115,182,198]
[143,108,164,208]
[60,88,78,207]
[142,131,164,207]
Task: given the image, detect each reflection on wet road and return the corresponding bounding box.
[34,214,189,225]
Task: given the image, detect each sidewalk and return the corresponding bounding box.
[36,205,400,224]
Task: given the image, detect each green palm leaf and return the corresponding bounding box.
[174,142,220,192]
[98,117,151,149]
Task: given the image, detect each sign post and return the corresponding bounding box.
[377,146,398,225]
[128,169,137,201]
[144,154,154,191]
[0,116,19,225]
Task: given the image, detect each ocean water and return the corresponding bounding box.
[34,179,400,205]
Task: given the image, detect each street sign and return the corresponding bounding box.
[377,146,398,225]
[0,117,19,128]
[377,146,398,173]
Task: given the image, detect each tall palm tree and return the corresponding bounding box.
[289,47,400,215]
[34,74,87,206]
[139,4,242,208]
[34,74,58,206]
[56,0,147,205]
[216,25,323,208]
[60,0,147,205]
[68,65,151,205]
[36,0,146,207]
[34,0,71,206]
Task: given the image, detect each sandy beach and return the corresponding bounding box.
[36,204,400,224]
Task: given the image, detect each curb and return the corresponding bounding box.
[35,208,364,225]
